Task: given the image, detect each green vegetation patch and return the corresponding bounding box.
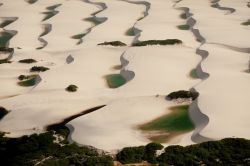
[98,41,127,47]
[189,68,199,79]
[132,39,182,47]
[141,105,194,132]
[18,75,38,87]
[18,58,37,64]
[0,32,14,47]
[125,27,136,36]
[105,74,126,88]
[177,24,190,30]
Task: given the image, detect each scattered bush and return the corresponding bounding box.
[180,13,187,19]
[0,107,9,120]
[66,85,78,92]
[18,75,31,81]
[18,59,37,64]
[98,41,127,47]
[30,66,49,72]
[166,90,199,101]
[241,21,250,26]
[132,39,182,47]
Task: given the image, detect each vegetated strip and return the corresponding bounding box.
[132,39,182,46]
[72,0,107,44]
[46,105,106,131]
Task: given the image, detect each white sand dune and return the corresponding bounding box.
[128,0,199,48]
[196,44,250,139]
[0,0,250,152]
[0,0,44,49]
[178,0,250,48]
[40,0,97,51]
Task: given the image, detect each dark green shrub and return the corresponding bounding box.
[98,41,127,47]
[177,24,190,30]
[18,75,38,87]
[66,85,78,92]
[30,66,49,72]
[18,59,37,64]
[18,75,30,81]
[166,90,199,101]
[241,20,250,26]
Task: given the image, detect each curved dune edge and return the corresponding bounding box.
[37,24,52,49]
[121,0,151,44]
[175,1,212,143]
[0,5,18,60]
[42,4,61,22]
[73,0,108,45]
[120,52,135,83]
[46,105,106,131]
[210,0,236,14]
[118,0,151,84]
[0,17,18,28]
